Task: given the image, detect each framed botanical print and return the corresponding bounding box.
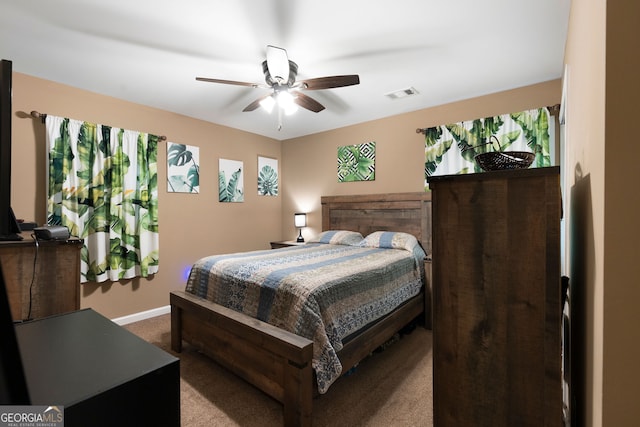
[167,142,200,193]
[337,141,376,182]
[218,158,244,202]
[257,156,279,196]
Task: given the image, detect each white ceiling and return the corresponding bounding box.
[0,0,570,141]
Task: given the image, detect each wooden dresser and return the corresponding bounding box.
[427,167,562,427]
[0,233,83,321]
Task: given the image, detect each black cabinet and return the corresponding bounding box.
[15,309,180,427]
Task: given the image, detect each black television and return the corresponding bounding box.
[0,59,23,241]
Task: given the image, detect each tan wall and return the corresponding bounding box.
[563,0,606,425]
[11,73,282,319]
[602,1,640,426]
[563,0,640,425]
[281,80,561,240]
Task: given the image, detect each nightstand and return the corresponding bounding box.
[270,240,305,249]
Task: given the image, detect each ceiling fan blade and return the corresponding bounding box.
[196,77,260,88]
[293,92,325,113]
[242,94,273,112]
[299,75,360,90]
[266,45,290,84]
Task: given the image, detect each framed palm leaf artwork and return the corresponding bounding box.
[219,158,244,202]
[257,156,279,196]
[167,142,200,193]
[337,141,376,182]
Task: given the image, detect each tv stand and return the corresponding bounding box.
[0,232,23,241]
[0,234,82,320]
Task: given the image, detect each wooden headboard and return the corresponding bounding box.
[321,192,432,255]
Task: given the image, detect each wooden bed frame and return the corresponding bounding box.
[170,192,432,426]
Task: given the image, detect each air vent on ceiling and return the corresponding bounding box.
[385,87,419,100]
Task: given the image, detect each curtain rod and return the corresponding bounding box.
[29,111,167,141]
[415,103,561,135]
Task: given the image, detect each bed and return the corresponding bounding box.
[170,192,432,426]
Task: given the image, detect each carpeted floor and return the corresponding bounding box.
[124,314,434,426]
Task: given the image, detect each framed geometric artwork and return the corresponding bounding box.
[167,142,200,193]
[218,158,244,202]
[337,141,376,182]
[257,156,279,196]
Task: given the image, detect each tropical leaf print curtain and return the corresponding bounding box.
[46,116,159,283]
[424,107,552,185]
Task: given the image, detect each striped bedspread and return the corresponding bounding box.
[185,241,425,393]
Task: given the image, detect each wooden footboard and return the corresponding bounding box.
[170,290,314,427]
[171,289,425,427]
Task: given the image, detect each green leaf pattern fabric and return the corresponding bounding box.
[337,141,376,182]
[424,107,552,187]
[46,116,159,283]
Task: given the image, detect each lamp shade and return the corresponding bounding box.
[259,95,276,113]
[294,213,307,228]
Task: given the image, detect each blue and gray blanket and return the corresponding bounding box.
[186,240,425,393]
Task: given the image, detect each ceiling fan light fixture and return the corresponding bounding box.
[259,95,276,113]
[283,103,298,116]
[277,91,297,115]
[277,90,294,105]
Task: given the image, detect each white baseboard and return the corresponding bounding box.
[111,305,171,326]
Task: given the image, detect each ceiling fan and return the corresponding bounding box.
[196,45,360,118]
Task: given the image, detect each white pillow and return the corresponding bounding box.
[307,230,364,245]
[359,231,419,252]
